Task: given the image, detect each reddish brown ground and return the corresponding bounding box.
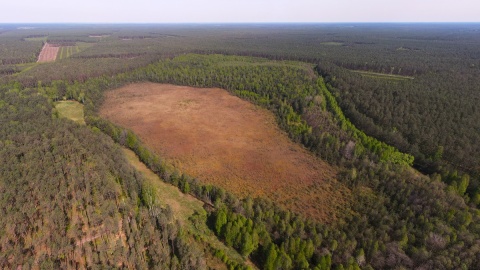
[100,83,349,222]
[37,43,59,62]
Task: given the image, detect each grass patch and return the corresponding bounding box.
[58,46,74,60]
[351,70,414,80]
[58,47,64,60]
[123,148,204,223]
[54,100,85,125]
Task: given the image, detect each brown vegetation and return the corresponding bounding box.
[100,83,348,222]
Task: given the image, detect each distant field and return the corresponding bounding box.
[55,100,85,125]
[100,83,348,222]
[320,42,344,46]
[57,42,93,60]
[351,70,414,80]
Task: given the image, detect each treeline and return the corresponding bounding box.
[316,62,480,207]
[0,65,18,75]
[316,78,413,166]
[0,84,206,269]
[8,56,161,88]
[0,38,43,65]
[0,58,34,65]
[47,37,98,44]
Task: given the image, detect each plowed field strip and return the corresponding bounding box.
[37,43,59,63]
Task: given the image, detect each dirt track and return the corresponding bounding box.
[100,83,349,222]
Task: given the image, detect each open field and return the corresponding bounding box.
[55,100,85,125]
[100,83,348,222]
[37,43,59,62]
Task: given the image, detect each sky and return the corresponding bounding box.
[1,0,479,23]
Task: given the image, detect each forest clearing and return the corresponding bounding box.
[37,43,59,62]
[55,100,85,125]
[100,83,348,222]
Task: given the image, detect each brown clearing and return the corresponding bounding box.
[37,43,59,63]
[100,83,349,222]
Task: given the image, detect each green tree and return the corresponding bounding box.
[240,233,255,257]
[215,209,227,235]
[458,174,470,196]
[264,244,278,270]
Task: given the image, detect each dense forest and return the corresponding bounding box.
[1,24,480,269]
[0,84,207,268]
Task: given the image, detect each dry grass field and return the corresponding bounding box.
[100,83,350,222]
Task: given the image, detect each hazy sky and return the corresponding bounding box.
[2,0,479,23]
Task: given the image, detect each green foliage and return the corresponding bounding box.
[317,77,414,166]
[215,209,228,235]
[0,85,206,269]
[264,243,278,270]
[212,208,259,258]
[141,182,157,208]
